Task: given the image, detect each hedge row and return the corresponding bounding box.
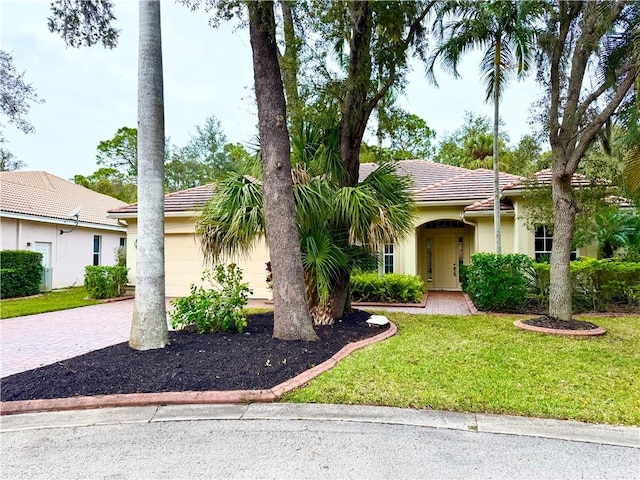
[462,253,640,313]
[0,250,43,299]
[350,272,426,303]
[532,258,640,312]
[84,266,128,299]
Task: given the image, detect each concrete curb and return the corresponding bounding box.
[1,403,637,449]
[0,322,397,416]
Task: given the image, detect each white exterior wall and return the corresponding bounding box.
[0,217,126,289]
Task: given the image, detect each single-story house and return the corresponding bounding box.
[1,171,128,289]
[108,160,598,298]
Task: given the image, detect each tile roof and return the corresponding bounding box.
[108,183,215,215]
[502,169,596,191]
[1,171,127,228]
[106,161,538,216]
[361,160,522,203]
[465,197,514,212]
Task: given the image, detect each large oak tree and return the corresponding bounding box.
[538,0,638,321]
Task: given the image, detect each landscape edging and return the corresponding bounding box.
[0,322,397,416]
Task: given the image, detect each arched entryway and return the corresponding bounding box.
[416,219,475,291]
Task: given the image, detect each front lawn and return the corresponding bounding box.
[283,312,640,426]
[0,287,101,319]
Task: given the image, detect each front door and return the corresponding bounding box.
[432,234,459,290]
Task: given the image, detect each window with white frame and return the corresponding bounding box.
[383,244,394,274]
[534,226,576,262]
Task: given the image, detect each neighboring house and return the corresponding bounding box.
[1,171,128,289]
[108,160,598,298]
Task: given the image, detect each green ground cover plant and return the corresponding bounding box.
[283,312,640,426]
[0,287,100,319]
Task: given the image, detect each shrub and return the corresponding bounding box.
[170,264,251,334]
[464,253,533,312]
[0,250,43,299]
[532,258,640,312]
[84,266,128,299]
[350,272,425,303]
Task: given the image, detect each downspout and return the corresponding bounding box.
[459,212,478,257]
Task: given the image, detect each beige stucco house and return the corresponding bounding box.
[1,171,128,289]
[108,160,598,298]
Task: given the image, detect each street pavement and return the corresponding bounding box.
[1,403,638,479]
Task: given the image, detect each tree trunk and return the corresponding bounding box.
[548,160,577,321]
[340,0,373,187]
[278,0,302,131]
[492,43,502,254]
[130,0,168,350]
[248,1,318,342]
[329,271,351,320]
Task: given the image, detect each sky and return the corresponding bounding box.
[1,1,545,181]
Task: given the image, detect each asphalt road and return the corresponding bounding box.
[2,404,638,479]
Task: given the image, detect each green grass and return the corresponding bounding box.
[283,312,640,426]
[1,287,101,319]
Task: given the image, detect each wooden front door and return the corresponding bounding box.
[432,234,460,290]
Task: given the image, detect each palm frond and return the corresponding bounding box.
[196,175,265,264]
[300,229,348,303]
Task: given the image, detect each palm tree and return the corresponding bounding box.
[428,0,541,253]
[129,1,169,350]
[196,121,415,325]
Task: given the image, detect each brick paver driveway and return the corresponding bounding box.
[1,300,136,378]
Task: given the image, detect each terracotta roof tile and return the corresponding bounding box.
[1,171,127,228]
[109,183,215,215]
[502,169,597,191]
[108,161,533,217]
[464,197,514,212]
[361,161,522,203]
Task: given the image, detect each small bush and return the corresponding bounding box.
[464,253,533,312]
[0,250,43,299]
[532,258,640,312]
[84,266,128,299]
[170,264,251,334]
[350,272,425,303]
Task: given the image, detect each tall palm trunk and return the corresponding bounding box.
[248,1,318,341]
[493,37,502,254]
[129,0,168,350]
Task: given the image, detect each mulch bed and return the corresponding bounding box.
[522,316,601,330]
[1,309,387,402]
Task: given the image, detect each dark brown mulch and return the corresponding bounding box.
[1,310,387,402]
[523,316,601,331]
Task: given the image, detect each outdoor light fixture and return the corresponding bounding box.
[60,206,82,235]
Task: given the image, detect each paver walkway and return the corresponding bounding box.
[361,291,473,315]
[0,293,472,378]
